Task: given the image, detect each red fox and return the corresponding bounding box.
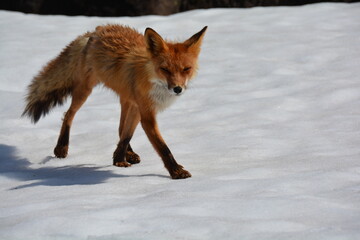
[22,24,207,179]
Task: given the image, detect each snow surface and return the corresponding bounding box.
[1,3,360,239]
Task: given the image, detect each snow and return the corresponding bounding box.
[1,3,360,239]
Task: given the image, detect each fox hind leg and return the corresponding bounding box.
[54,76,96,158]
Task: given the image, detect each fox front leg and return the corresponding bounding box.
[113,102,141,167]
[140,112,191,179]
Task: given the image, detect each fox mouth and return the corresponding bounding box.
[151,79,185,96]
[168,86,186,96]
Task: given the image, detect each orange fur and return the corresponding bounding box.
[23,24,207,179]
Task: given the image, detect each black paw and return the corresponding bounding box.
[126,151,141,164]
[54,145,68,158]
[170,165,192,179]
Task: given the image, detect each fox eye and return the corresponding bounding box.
[183,67,192,72]
[160,67,171,74]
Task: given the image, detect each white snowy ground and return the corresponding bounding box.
[1,3,360,240]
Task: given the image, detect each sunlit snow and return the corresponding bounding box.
[1,3,360,239]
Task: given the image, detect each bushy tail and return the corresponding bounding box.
[22,33,91,123]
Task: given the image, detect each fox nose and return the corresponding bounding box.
[173,86,182,94]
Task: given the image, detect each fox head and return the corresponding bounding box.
[145,26,207,95]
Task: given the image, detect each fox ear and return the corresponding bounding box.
[184,26,207,52]
[145,28,168,55]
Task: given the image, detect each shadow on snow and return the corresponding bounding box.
[0,144,168,189]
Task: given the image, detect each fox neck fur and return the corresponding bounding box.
[149,78,179,112]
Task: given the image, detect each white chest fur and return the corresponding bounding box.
[149,79,177,112]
